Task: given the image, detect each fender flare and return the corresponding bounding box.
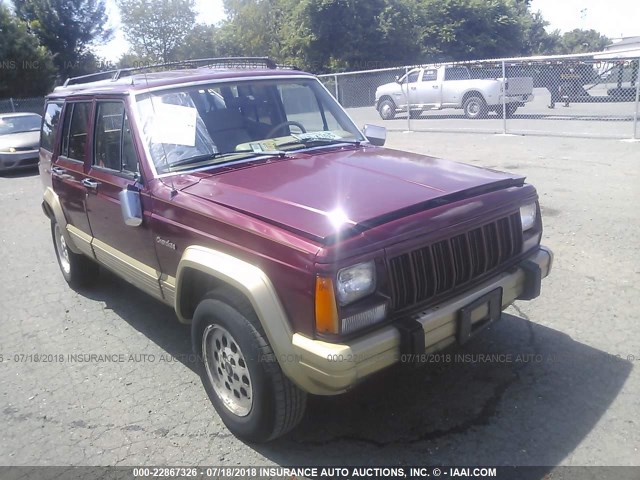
[42,187,82,254]
[175,246,320,392]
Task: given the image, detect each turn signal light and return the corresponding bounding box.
[315,276,339,334]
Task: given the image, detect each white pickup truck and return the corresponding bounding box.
[375,65,534,119]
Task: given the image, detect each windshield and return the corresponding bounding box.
[0,115,42,135]
[134,77,365,174]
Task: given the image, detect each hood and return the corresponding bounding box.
[376,81,400,95]
[181,147,525,243]
[0,131,39,150]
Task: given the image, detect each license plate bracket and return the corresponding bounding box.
[457,287,503,345]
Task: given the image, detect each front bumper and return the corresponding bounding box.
[0,151,39,171]
[291,245,553,395]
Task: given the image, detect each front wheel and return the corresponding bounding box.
[377,99,396,120]
[505,104,519,118]
[192,290,306,442]
[463,95,488,119]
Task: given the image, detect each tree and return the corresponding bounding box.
[275,0,420,72]
[116,0,197,63]
[13,0,112,79]
[171,24,240,60]
[220,0,285,59]
[0,4,56,97]
[414,0,535,62]
[557,29,609,54]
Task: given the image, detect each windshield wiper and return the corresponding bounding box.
[168,149,286,170]
[277,138,361,149]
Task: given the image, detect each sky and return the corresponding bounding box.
[95,0,640,62]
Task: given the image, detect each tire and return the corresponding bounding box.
[505,104,518,118]
[463,95,488,119]
[51,220,99,288]
[192,288,307,442]
[377,99,396,120]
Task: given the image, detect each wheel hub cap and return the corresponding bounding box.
[54,224,71,275]
[202,324,253,417]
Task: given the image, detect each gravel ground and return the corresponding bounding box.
[0,131,638,470]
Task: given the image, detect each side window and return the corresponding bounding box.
[40,102,63,152]
[422,69,438,81]
[407,71,419,83]
[94,101,139,174]
[60,102,91,161]
[60,105,73,157]
[122,116,138,173]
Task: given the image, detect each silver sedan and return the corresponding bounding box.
[0,112,42,172]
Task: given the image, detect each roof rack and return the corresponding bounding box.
[63,57,280,87]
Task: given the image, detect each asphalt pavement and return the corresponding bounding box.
[0,131,638,470]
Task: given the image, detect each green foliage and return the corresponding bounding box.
[172,24,240,60]
[556,29,610,54]
[0,4,56,97]
[216,0,592,72]
[13,0,112,78]
[116,0,197,63]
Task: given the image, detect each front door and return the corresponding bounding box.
[83,99,163,301]
[399,69,421,110]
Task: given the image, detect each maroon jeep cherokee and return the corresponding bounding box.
[39,58,553,442]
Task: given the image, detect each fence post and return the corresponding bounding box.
[334,74,339,103]
[9,98,16,112]
[405,66,411,132]
[633,60,640,140]
[501,61,507,134]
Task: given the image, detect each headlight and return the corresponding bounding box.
[336,261,376,305]
[520,203,537,231]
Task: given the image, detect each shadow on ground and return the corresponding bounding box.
[76,271,631,471]
[382,113,635,122]
[0,167,39,179]
[257,313,631,469]
[79,269,194,371]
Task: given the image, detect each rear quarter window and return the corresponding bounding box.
[40,102,63,152]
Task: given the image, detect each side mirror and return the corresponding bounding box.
[119,186,143,227]
[363,124,386,146]
[395,75,401,83]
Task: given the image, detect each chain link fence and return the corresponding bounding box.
[0,97,45,115]
[319,54,640,140]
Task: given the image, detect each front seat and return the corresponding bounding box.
[203,109,251,153]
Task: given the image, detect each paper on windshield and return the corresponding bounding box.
[150,104,197,146]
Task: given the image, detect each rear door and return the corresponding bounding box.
[83,99,163,301]
[441,67,471,105]
[52,101,94,255]
[39,100,63,187]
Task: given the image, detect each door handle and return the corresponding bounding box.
[81,178,100,190]
[411,87,417,90]
[51,166,66,176]
[432,85,439,89]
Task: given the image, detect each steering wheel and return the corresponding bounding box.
[266,121,307,138]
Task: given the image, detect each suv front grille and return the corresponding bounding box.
[388,212,523,311]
